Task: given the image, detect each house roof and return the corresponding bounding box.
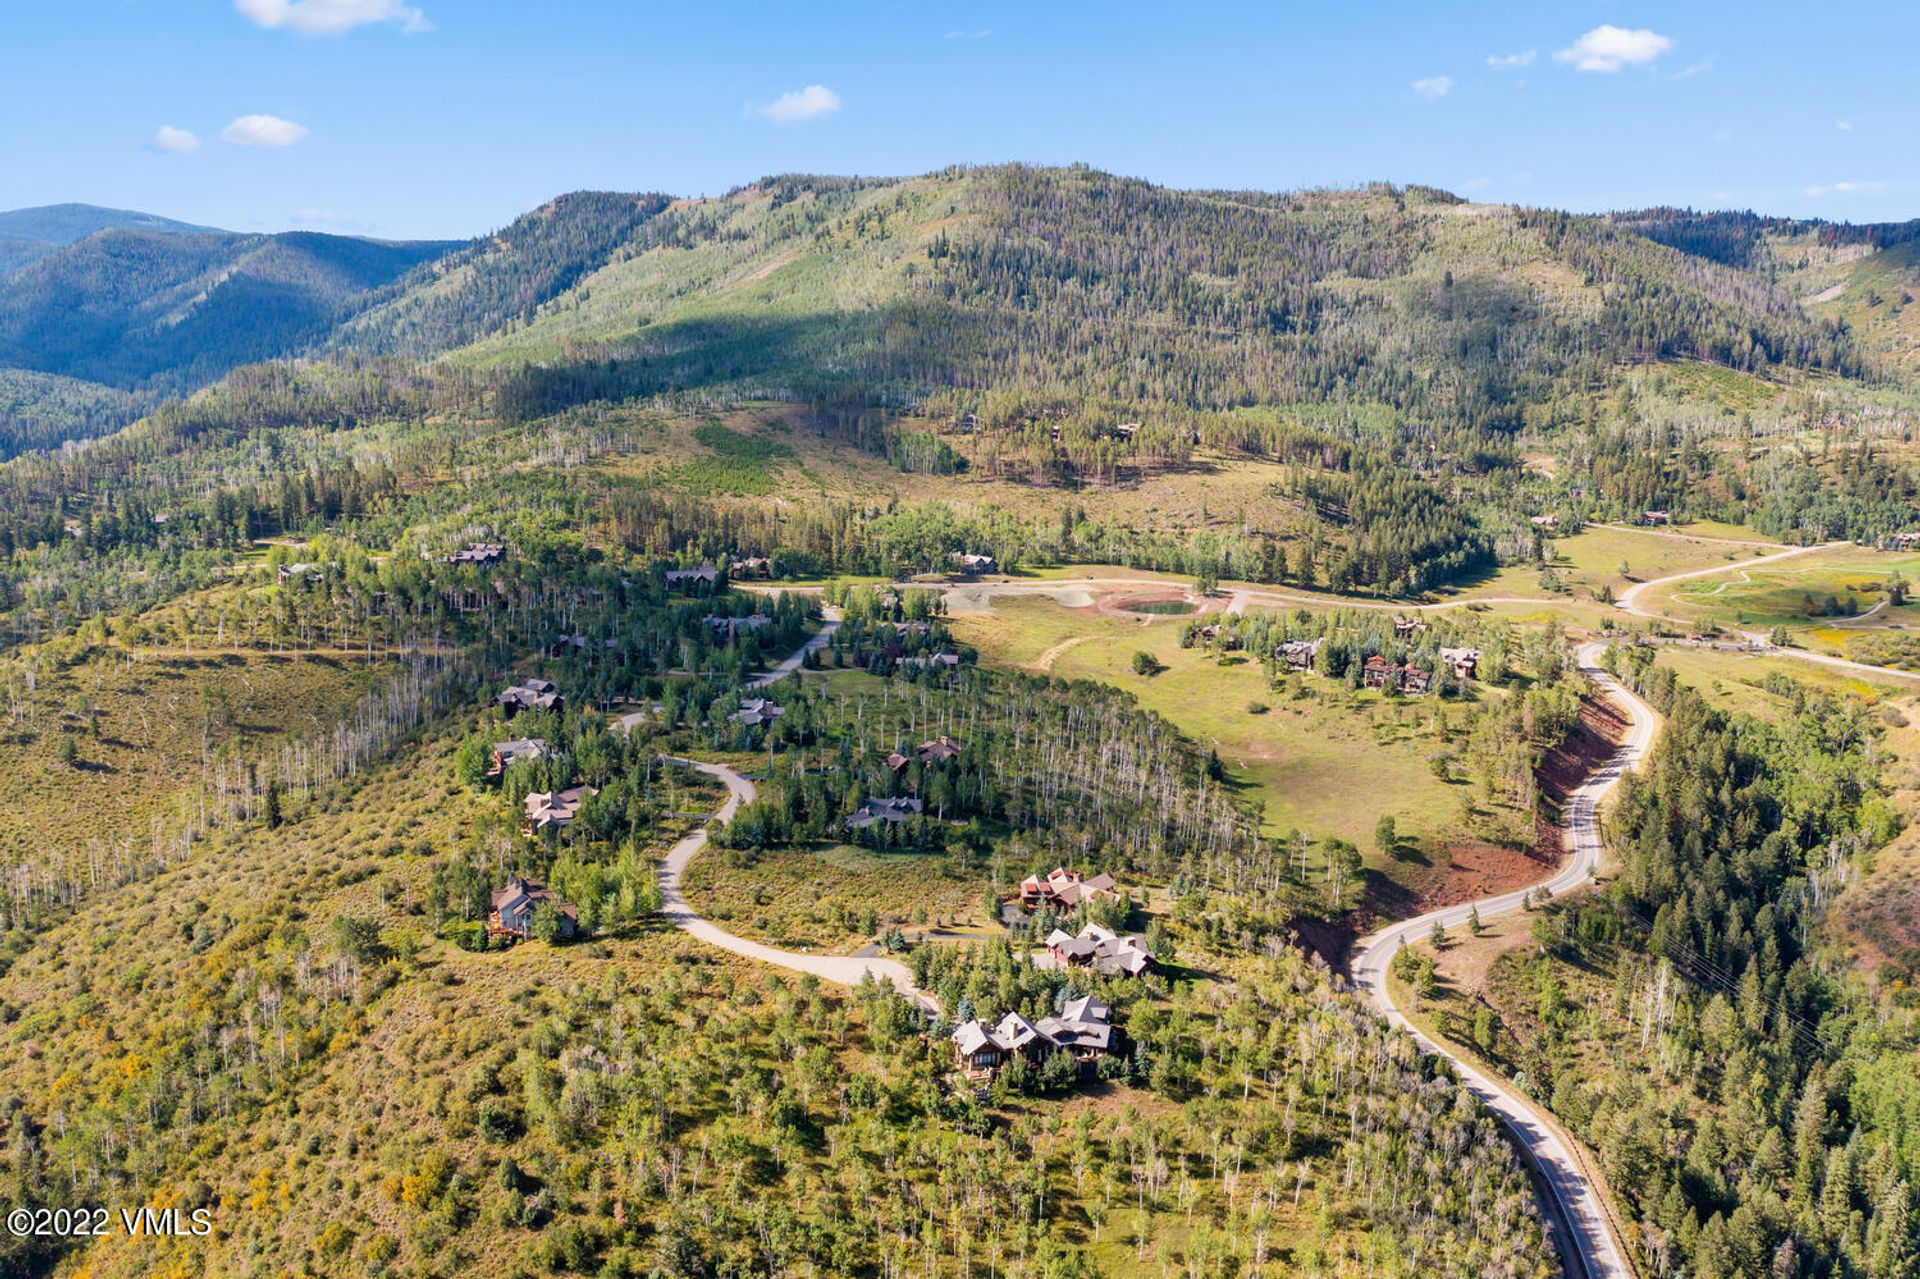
[492,737,551,764]
[524,785,596,829]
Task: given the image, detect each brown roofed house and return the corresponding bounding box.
[488,876,577,940]
[523,785,596,836]
[1018,867,1120,911]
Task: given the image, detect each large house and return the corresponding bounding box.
[730,698,784,727]
[1889,532,1920,551]
[707,613,773,639]
[1638,511,1671,527]
[665,564,720,589]
[895,652,961,670]
[499,679,562,717]
[489,737,551,777]
[1042,924,1154,977]
[524,785,596,836]
[276,561,327,585]
[1439,646,1481,680]
[1279,637,1322,672]
[1362,655,1431,694]
[886,736,964,773]
[442,542,505,567]
[488,876,578,940]
[1019,867,1119,912]
[952,552,996,575]
[951,996,1116,1080]
[729,556,773,578]
[846,795,924,831]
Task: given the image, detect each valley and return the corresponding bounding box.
[4,164,1920,1279]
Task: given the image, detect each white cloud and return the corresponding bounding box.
[1412,75,1454,99]
[1554,25,1673,72]
[756,84,842,124]
[221,114,311,147]
[1804,180,1885,197]
[1486,49,1536,69]
[944,28,991,40]
[235,0,430,36]
[151,125,200,153]
[1836,119,1853,131]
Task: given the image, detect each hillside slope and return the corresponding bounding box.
[0,229,457,396]
[375,167,1867,441]
[0,202,222,275]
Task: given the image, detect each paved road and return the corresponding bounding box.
[655,755,930,1003]
[612,605,843,735]
[1614,541,1845,620]
[748,604,842,688]
[1351,643,1657,1279]
[1616,544,1920,687]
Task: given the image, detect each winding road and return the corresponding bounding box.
[1351,644,1657,1279]
[654,755,929,1002]
[648,606,935,1004]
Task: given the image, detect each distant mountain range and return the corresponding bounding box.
[0,204,459,453]
[2,177,1918,459]
[0,202,224,275]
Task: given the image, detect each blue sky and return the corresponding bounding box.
[3,1,1916,240]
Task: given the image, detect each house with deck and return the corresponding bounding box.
[1439,646,1481,680]
[951,997,1116,1080]
[1279,638,1322,672]
[489,737,551,777]
[730,698,784,727]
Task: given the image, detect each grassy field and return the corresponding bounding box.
[950,597,1479,859]
[681,840,991,953]
[0,648,399,858]
[1650,545,1920,632]
[1652,645,1912,720]
[1553,523,1782,595]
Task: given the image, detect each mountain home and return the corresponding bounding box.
[499,679,562,717]
[1042,923,1154,977]
[488,876,577,941]
[665,565,720,589]
[1019,867,1120,911]
[730,698,784,726]
[950,996,1116,1080]
[523,785,596,836]
[488,737,551,777]
[845,795,923,831]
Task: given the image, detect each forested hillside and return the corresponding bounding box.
[0,228,456,394]
[0,202,221,275]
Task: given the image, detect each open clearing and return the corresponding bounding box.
[951,596,1481,860]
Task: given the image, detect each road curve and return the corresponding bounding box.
[655,755,931,1003]
[1614,544,1920,688]
[1615,541,1845,621]
[1351,643,1657,1279]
